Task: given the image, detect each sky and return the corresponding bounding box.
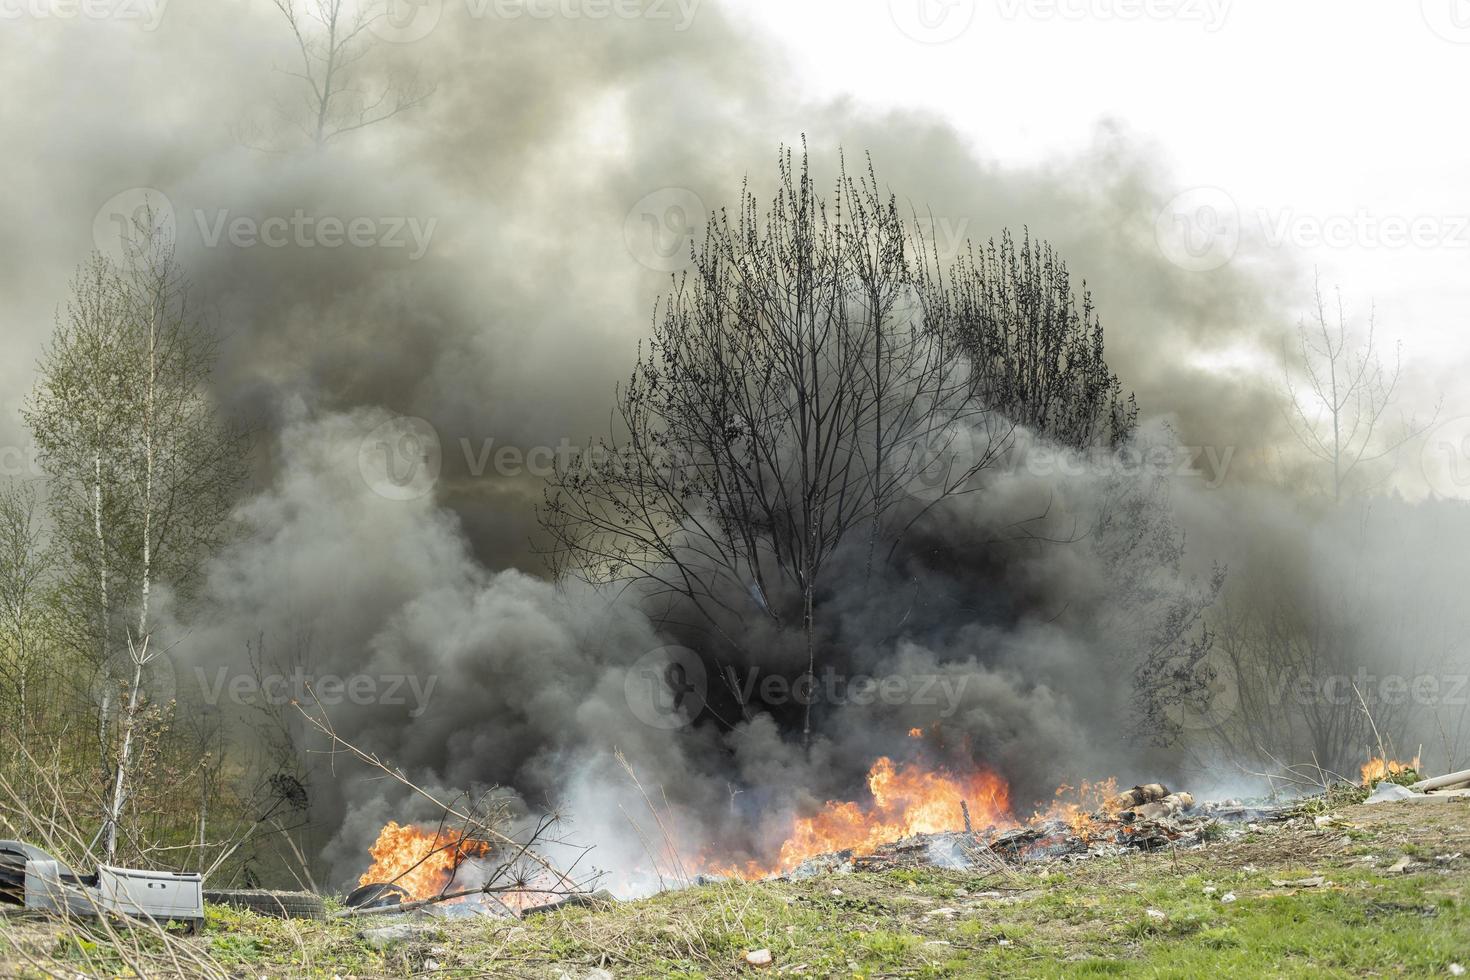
[727,0,1469,387]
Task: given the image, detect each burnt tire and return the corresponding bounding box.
[204,888,326,920]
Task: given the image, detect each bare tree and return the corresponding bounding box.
[25,217,248,860]
[927,229,1136,451]
[271,0,434,149]
[1283,275,1436,501]
[540,147,1134,742]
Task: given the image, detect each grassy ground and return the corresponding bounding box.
[2,799,1467,978]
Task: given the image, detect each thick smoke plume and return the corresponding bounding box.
[4,0,1460,890]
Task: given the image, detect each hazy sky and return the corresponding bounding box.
[729,0,1469,389]
[0,0,1463,499]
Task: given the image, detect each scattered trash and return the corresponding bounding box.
[1365,782,1416,804]
[1386,856,1416,874]
[744,948,773,967]
[358,923,437,947]
[997,938,1013,947]
[1202,886,1217,895]
[1220,892,1237,904]
[1313,816,1360,830]
[1145,908,1168,920]
[1270,876,1326,888]
[0,839,206,933]
[1448,963,1465,976]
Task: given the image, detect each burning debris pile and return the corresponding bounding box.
[710,780,1286,883]
[348,818,600,919]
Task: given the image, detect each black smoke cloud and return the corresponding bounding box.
[1,0,1342,887]
[169,404,1222,886]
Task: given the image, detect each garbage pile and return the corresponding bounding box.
[770,784,1292,879]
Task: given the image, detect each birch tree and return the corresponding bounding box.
[25,223,247,860]
[23,255,132,687]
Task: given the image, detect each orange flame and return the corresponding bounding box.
[712,757,1013,879]
[1038,778,1121,841]
[1361,755,1420,787]
[359,821,495,901]
[907,727,923,738]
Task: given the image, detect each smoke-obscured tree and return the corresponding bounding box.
[1085,467,1225,745]
[1193,492,1470,778]
[24,221,248,859]
[268,0,434,149]
[540,147,1135,741]
[1283,276,1436,501]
